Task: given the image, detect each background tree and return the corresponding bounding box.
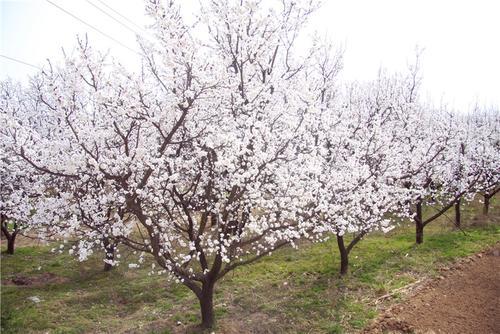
[466,108,500,215]
[306,70,411,275]
[0,81,45,254]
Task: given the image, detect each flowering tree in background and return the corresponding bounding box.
[429,109,499,230]
[369,62,457,245]
[0,54,124,269]
[0,81,46,254]
[394,103,487,244]
[395,108,452,244]
[444,113,488,228]
[466,109,500,215]
[305,68,413,275]
[0,155,32,254]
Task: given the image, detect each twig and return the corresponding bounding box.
[371,279,424,305]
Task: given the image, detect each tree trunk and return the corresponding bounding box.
[415,200,424,244]
[336,234,349,275]
[483,194,490,215]
[6,234,16,255]
[102,238,115,272]
[1,219,17,255]
[199,281,215,329]
[416,222,424,244]
[210,212,217,227]
[454,198,461,228]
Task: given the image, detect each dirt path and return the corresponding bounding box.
[364,245,500,334]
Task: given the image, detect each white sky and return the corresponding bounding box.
[1,0,499,110]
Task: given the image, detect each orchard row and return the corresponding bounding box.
[1,0,498,329]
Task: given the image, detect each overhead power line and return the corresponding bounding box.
[45,0,139,55]
[94,0,149,35]
[91,0,157,43]
[85,0,140,36]
[0,54,41,70]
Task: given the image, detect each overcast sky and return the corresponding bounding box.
[1,0,499,110]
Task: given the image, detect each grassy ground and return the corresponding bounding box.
[1,198,499,334]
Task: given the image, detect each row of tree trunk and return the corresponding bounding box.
[1,223,117,273]
[415,191,496,245]
[2,192,496,260]
[339,191,496,278]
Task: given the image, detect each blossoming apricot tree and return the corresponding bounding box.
[1,0,328,328]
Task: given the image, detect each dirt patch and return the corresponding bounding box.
[2,272,68,286]
[364,244,500,333]
[215,312,281,334]
[128,307,283,334]
[0,234,47,248]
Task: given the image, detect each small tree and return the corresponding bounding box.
[445,113,487,228]
[396,106,491,243]
[0,82,42,254]
[305,63,408,274]
[377,61,470,244]
[467,108,500,215]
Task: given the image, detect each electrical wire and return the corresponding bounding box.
[85,0,139,36]
[0,54,41,70]
[94,0,149,35]
[45,0,139,55]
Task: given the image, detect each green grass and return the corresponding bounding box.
[1,197,499,333]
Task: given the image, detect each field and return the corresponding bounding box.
[1,198,499,334]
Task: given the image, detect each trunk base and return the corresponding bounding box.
[199,283,215,329]
[454,198,461,228]
[6,236,16,254]
[415,200,424,244]
[483,195,490,215]
[416,221,424,244]
[102,238,115,272]
[336,234,349,276]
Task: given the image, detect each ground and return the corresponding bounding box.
[363,244,500,333]
[1,198,499,334]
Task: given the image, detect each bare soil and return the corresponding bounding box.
[364,244,500,334]
[0,233,47,248]
[2,272,68,286]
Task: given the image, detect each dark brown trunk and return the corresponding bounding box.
[415,200,424,244]
[454,198,461,228]
[336,234,349,275]
[199,281,215,329]
[6,234,16,254]
[416,223,424,244]
[1,219,17,255]
[102,238,115,272]
[210,213,217,227]
[483,194,490,215]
